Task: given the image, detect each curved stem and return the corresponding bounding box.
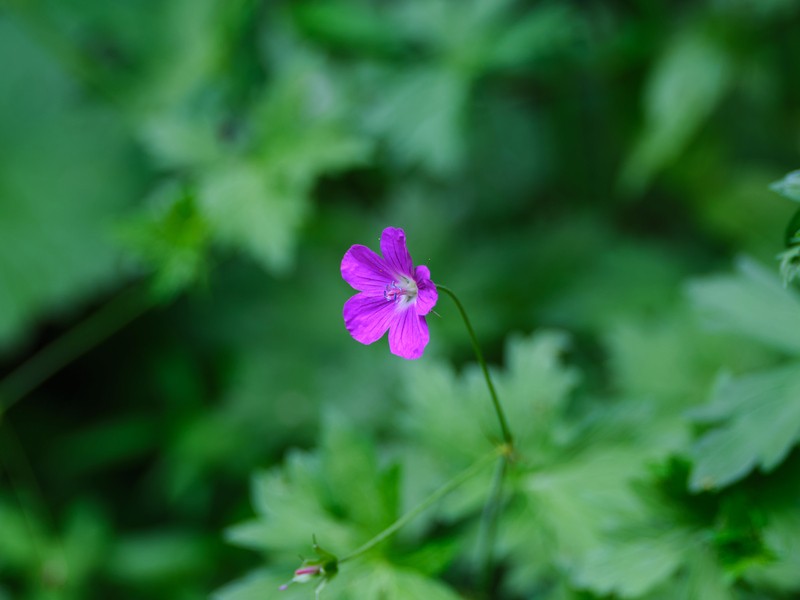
[436,285,514,448]
[339,449,500,564]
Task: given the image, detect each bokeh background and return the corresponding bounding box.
[1,0,800,598]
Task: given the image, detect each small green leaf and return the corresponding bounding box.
[621,28,733,192]
[198,161,308,273]
[771,170,800,203]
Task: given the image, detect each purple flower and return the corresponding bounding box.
[341,227,438,359]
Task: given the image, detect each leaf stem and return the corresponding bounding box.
[436,285,514,449]
[339,449,500,564]
[475,454,508,593]
[0,284,151,419]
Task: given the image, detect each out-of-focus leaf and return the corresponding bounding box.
[106,530,212,584]
[363,67,468,176]
[649,545,738,600]
[198,161,308,273]
[0,499,42,568]
[504,446,649,571]
[118,183,211,299]
[0,19,140,348]
[770,170,800,202]
[687,257,800,355]
[351,562,462,600]
[689,366,800,491]
[621,28,733,192]
[215,561,462,600]
[486,4,580,71]
[745,507,800,591]
[59,502,111,590]
[223,418,463,598]
[225,418,395,557]
[606,308,772,409]
[401,332,579,521]
[197,67,369,273]
[573,530,691,597]
[291,1,405,56]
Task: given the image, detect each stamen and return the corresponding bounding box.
[384,281,401,302]
[383,278,418,304]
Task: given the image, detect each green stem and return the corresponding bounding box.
[436,285,514,448]
[339,449,500,564]
[476,455,507,593]
[0,285,151,418]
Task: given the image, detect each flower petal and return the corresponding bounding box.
[341,244,392,294]
[388,309,430,359]
[413,265,437,316]
[380,227,414,276]
[343,293,398,345]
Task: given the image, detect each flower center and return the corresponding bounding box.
[384,277,418,305]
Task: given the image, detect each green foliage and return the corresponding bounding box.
[622,26,734,193]
[771,170,800,203]
[3,0,800,599]
[690,366,800,491]
[0,18,141,348]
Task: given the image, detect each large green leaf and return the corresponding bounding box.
[0,19,140,348]
[573,530,692,598]
[687,257,800,356]
[222,418,465,598]
[689,365,800,491]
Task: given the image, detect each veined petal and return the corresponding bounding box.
[388,309,430,359]
[380,227,414,277]
[343,293,398,345]
[415,275,438,316]
[341,244,392,293]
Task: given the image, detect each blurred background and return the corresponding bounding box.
[1,0,799,598]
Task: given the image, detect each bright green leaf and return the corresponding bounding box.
[690,365,800,491]
[687,257,800,355]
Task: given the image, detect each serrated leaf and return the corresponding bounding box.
[320,420,400,533]
[197,66,369,273]
[405,331,579,464]
[363,67,468,175]
[198,161,308,273]
[573,530,691,598]
[501,445,651,596]
[351,562,462,600]
[227,453,357,556]
[401,332,579,521]
[689,365,800,491]
[226,418,397,559]
[650,544,737,600]
[687,257,800,355]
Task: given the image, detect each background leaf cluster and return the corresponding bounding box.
[1,0,800,598]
